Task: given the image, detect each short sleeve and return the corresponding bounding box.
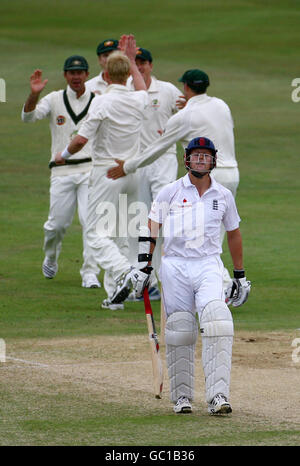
[148,186,172,225]
[78,96,104,139]
[222,190,241,231]
[21,92,53,122]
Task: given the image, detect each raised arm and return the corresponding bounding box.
[120,34,147,91]
[24,69,49,113]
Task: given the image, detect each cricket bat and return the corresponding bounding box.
[160,285,166,345]
[160,245,166,345]
[143,287,164,399]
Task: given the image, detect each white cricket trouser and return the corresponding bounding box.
[85,165,139,298]
[160,255,225,319]
[160,255,232,404]
[129,153,178,285]
[43,172,99,277]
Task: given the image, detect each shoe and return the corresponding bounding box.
[101,298,124,311]
[42,257,58,279]
[82,274,101,288]
[173,396,192,414]
[208,394,232,415]
[126,286,161,302]
[110,268,134,304]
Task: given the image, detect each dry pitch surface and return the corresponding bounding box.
[1,330,299,444]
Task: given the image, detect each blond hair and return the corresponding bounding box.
[107,51,131,83]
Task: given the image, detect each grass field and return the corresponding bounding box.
[1,0,300,447]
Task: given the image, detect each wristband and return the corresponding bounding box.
[138,236,156,245]
[233,269,245,279]
[61,146,72,160]
[138,253,153,263]
[140,266,153,275]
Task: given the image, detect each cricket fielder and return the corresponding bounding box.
[85,38,119,94]
[118,137,251,414]
[22,56,100,288]
[55,41,152,310]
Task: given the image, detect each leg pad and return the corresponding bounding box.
[165,311,198,403]
[200,300,234,403]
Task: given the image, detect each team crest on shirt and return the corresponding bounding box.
[70,130,78,140]
[56,115,66,125]
[151,98,160,109]
[213,200,219,210]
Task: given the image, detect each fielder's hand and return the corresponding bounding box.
[54,152,66,165]
[176,95,187,109]
[30,69,48,95]
[106,159,126,179]
[118,34,127,53]
[118,34,137,61]
[225,275,251,307]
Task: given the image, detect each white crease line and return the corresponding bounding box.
[5,357,50,368]
[3,357,149,368]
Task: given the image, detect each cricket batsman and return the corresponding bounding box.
[125,137,251,414]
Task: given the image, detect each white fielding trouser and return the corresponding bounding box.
[129,153,178,285]
[85,165,139,297]
[43,172,99,278]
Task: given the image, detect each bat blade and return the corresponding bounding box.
[143,288,164,399]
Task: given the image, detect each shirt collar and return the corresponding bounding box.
[182,172,218,193]
[147,76,158,93]
[105,83,130,93]
[97,71,107,84]
[182,173,193,188]
[127,75,157,92]
[66,85,89,100]
[186,93,209,106]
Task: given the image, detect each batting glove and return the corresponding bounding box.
[131,266,153,298]
[225,270,251,307]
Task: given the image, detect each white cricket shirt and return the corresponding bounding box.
[85,71,108,95]
[78,84,148,166]
[127,76,182,156]
[148,174,240,258]
[124,93,237,174]
[22,85,94,176]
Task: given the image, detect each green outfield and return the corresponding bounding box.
[0,0,299,446]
